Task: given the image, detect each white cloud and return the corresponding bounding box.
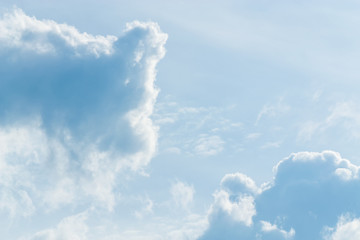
[312,90,323,102]
[134,196,154,219]
[0,7,167,219]
[255,98,290,126]
[0,122,49,217]
[194,135,224,156]
[102,214,208,240]
[0,8,116,56]
[324,215,360,240]
[166,214,208,240]
[260,221,295,239]
[24,212,88,240]
[297,121,321,142]
[211,190,256,227]
[42,177,76,210]
[260,141,282,149]
[198,151,360,239]
[164,147,182,154]
[246,132,261,140]
[171,181,195,210]
[298,101,360,141]
[153,102,241,156]
[220,173,260,196]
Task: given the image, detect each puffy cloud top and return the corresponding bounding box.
[199,151,360,240]
[0,8,117,56]
[220,172,260,196]
[0,8,167,235]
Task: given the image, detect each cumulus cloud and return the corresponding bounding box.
[210,189,256,227]
[323,215,360,240]
[198,151,360,240]
[220,173,260,196]
[0,7,167,219]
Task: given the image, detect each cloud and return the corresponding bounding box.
[246,132,261,140]
[255,98,290,126]
[324,215,360,240]
[0,7,167,218]
[260,140,282,149]
[210,189,256,227]
[0,8,116,56]
[24,212,88,240]
[100,213,207,240]
[298,101,360,141]
[198,151,360,240]
[220,173,260,196]
[153,102,241,156]
[0,8,209,240]
[193,135,224,156]
[260,220,295,239]
[171,181,195,210]
[134,195,154,219]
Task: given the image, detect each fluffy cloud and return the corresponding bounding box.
[199,151,360,240]
[323,215,360,240]
[0,7,167,222]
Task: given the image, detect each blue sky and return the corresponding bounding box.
[1,1,360,239]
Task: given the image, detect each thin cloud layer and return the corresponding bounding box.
[25,212,88,240]
[171,181,195,210]
[0,7,167,227]
[199,151,360,240]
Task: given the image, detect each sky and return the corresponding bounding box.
[1,1,360,239]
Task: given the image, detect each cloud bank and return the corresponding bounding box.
[0,7,167,226]
[199,151,360,240]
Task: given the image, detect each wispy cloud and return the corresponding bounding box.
[298,101,360,141]
[261,140,282,149]
[256,98,290,126]
[193,135,225,156]
[171,181,195,211]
